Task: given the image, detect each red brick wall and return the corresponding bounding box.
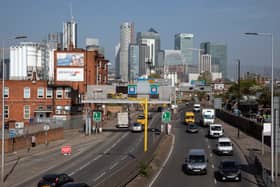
[0,128,64,153]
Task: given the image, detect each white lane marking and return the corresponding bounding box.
[214,179,217,184]
[94,171,106,182]
[205,138,208,142]
[121,156,127,160]
[210,153,213,158]
[93,154,102,161]
[109,161,119,170]
[104,132,129,154]
[208,145,211,149]
[148,133,175,187]
[212,164,215,169]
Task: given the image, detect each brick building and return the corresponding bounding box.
[1,48,108,128]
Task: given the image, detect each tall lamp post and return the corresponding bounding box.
[1,36,27,183]
[244,32,274,182]
[236,59,241,138]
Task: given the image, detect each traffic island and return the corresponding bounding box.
[126,134,173,187]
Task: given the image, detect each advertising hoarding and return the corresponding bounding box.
[56,68,84,81]
[57,53,84,66]
[214,83,224,90]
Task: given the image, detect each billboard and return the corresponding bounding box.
[214,83,224,90]
[56,68,84,81]
[57,53,84,66]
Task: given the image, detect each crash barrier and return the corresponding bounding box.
[216,109,270,146]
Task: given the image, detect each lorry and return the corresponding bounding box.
[185,112,195,124]
[116,112,129,128]
[201,108,215,126]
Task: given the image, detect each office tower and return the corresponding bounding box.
[128,44,139,81]
[63,18,77,49]
[85,38,104,55]
[174,33,194,64]
[115,43,120,79]
[200,42,227,78]
[48,32,63,49]
[119,22,134,82]
[200,54,212,73]
[137,28,161,74]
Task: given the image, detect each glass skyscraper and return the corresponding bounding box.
[128,44,139,81]
[200,42,227,78]
[174,33,194,64]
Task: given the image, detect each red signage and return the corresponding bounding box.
[61,145,72,155]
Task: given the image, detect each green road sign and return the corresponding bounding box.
[93,111,102,122]
[162,111,171,123]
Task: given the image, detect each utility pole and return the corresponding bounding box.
[237,59,240,138]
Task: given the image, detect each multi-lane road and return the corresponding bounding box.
[12,112,162,187]
[152,105,258,187]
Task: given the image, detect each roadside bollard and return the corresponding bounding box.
[161,124,164,133]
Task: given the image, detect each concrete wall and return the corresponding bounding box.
[0,128,64,153]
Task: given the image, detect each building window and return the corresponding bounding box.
[37,87,44,98]
[46,88,53,98]
[64,88,71,98]
[24,105,30,119]
[47,105,53,111]
[24,87,30,98]
[56,88,63,99]
[37,105,44,110]
[4,87,9,98]
[4,105,8,119]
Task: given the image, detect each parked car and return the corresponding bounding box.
[186,124,199,133]
[131,122,143,132]
[217,160,241,182]
[38,173,74,187]
[216,137,233,155]
[182,149,208,175]
[62,182,90,187]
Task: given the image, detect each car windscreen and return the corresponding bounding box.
[219,142,231,146]
[189,155,205,163]
[203,114,214,119]
[189,125,197,129]
[133,123,141,126]
[211,126,221,131]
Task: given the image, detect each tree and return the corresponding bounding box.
[198,71,212,85]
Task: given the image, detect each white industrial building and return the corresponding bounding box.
[10,42,49,80]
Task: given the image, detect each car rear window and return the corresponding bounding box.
[219,142,231,146]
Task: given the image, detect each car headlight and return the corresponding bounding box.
[187,164,192,169]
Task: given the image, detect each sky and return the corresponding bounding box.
[0,0,279,79]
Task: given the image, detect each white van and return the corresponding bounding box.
[208,124,224,138]
[216,137,233,155]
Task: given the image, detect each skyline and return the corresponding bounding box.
[0,0,279,80]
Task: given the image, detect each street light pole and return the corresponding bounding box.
[237,59,240,138]
[244,32,274,182]
[1,36,27,183]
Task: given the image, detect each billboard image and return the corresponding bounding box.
[57,53,84,66]
[56,68,84,81]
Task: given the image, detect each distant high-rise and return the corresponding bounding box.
[63,18,77,49]
[48,32,63,49]
[200,42,227,78]
[137,28,161,74]
[200,54,212,73]
[119,22,134,82]
[115,43,120,79]
[174,33,194,64]
[128,44,139,81]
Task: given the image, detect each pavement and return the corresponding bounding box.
[217,118,280,186]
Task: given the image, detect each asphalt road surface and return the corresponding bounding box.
[152,105,258,187]
[15,112,162,187]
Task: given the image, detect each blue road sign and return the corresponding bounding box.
[128,84,137,95]
[150,85,158,95]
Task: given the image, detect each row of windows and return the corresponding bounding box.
[4,105,70,119]
[4,87,71,99]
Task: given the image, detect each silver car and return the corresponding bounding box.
[131,123,143,132]
[183,149,208,175]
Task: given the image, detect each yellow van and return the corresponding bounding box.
[137,115,145,125]
[185,112,195,124]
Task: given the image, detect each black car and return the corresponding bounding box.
[62,182,90,187]
[186,124,199,133]
[217,160,241,182]
[38,173,74,187]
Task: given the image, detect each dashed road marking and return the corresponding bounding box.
[210,153,213,157]
[121,156,127,160]
[212,164,215,169]
[214,179,217,184]
[208,145,211,149]
[94,171,106,182]
[109,161,119,170]
[93,154,102,161]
